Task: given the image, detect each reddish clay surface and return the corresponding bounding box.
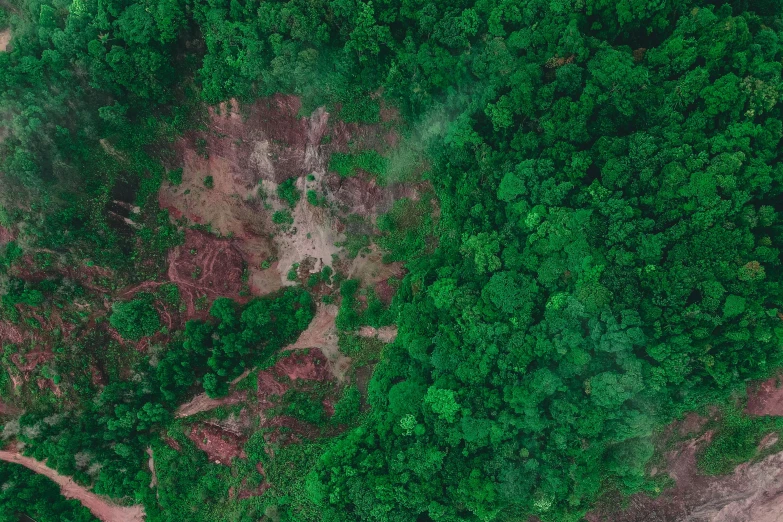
[746,376,783,416]
[374,278,397,305]
[168,229,246,318]
[273,350,332,382]
[187,423,246,465]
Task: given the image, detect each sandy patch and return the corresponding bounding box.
[0,30,10,52]
[357,325,398,344]
[146,447,157,491]
[175,390,247,418]
[0,449,145,522]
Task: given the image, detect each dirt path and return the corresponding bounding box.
[0,450,145,522]
[175,390,247,418]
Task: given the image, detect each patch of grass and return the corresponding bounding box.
[697,406,782,475]
[273,210,294,226]
[167,168,183,185]
[328,150,388,179]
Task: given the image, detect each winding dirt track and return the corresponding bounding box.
[0,450,145,522]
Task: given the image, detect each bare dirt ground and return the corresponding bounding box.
[146,447,157,490]
[167,229,248,318]
[160,95,417,293]
[0,449,145,522]
[175,390,247,418]
[187,423,246,465]
[746,375,783,416]
[283,303,351,381]
[358,325,398,343]
[0,29,10,52]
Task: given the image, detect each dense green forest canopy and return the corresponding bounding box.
[1,0,783,521]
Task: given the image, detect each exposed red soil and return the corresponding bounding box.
[0,399,21,415]
[0,321,27,345]
[11,350,52,372]
[374,278,397,305]
[0,448,144,522]
[168,229,247,319]
[162,436,181,452]
[746,375,783,416]
[274,349,332,382]
[187,423,246,465]
[255,350,333,411]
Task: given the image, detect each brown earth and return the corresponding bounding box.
[0,225,14,244]
[274,349,332,382]
[146,447,157,490]
[0,449,145,522]
[283,303,351,381]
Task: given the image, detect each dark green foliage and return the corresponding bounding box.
[167,168,183,186]
[282,389,326,425]
[306,189,322,206]
[277,178,301,208]
[5,0,783,520]
[332,385,361,425]
[336,279,394,332]
[203,176,214,189]
[156,283,180,306]
[110,297,160,341]
[0,462,97,522]
[156,288,314,401]
[273,210,294,226]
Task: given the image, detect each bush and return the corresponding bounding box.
[277,178,301,208]
[168,168,183,185]
[109,298,160,340]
